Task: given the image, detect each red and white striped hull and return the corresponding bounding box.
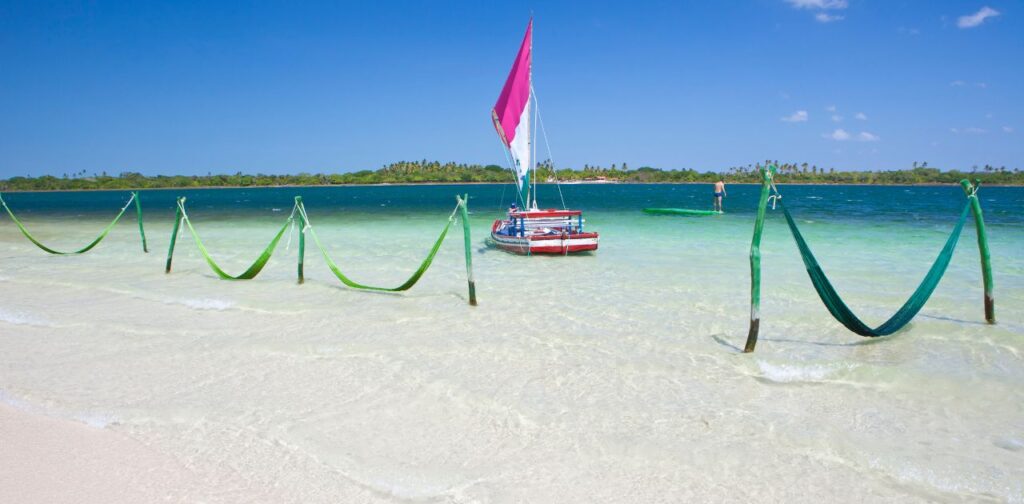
[489,220,599,255]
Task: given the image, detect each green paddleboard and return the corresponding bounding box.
[643,208,723,216]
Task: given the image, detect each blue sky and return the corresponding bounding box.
[0,1,1020,177]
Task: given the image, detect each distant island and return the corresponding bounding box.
[1,160,1021,191]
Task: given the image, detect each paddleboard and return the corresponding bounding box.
[642,208,723,216]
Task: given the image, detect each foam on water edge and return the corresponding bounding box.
[0,389,117,429]
[173,298,235,311]
[0,307,52,327]
[868,456,1024,503]
[756,360,858,383]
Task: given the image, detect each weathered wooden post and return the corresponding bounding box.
[959,179,995,323]
[133,191,148,253]
[457,194,477,306]
[165,197,184,273]
[296,196,306,284]
[744,165,776,353]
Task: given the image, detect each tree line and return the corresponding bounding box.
[2,159,1022,191]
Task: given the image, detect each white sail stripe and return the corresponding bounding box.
[508,96,532,191]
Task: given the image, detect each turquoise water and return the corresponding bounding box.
[1,183,1022,502]
[3,182,1021,223]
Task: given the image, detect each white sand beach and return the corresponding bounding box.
[0,402,201,503]
[2,203,1023,502]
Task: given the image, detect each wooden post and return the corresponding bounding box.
[133,191,148,253]
[458,194,477,306]
[165,197,184,273]
[296,196,305,284]
[744,166,776,353]
[959,179,995,323]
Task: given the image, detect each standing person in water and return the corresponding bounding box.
[713,179,727,212]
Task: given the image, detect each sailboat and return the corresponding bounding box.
[488,19,600,255]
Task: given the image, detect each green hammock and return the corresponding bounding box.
[298,200,457,292]
[781,199,971,337]
[166,196,477,304]
[0,192,148,254]
[175,198,293,280]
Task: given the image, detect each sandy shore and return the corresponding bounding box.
[1,186,1022,502]
[0,402,199,503]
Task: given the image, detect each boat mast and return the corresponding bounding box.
[529,22,538,211]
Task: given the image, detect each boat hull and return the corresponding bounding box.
[490,220,598,255]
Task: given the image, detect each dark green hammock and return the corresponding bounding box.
[780,199,972,337]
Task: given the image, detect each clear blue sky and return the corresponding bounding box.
[0,1,1020,177]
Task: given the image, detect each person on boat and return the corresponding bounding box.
[509,202,518,214]
[713,179,727,212]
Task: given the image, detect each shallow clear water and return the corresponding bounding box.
[1,183,1022,502]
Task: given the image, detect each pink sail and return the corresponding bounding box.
[492,19,532,147]
[492,19,533,201]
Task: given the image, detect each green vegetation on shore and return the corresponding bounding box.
[2,160,1022,191]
